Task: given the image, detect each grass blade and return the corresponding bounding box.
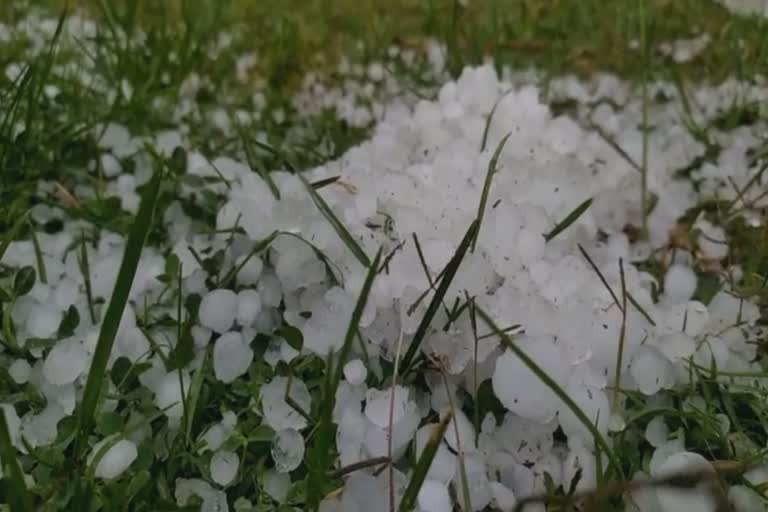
[0,408,32,511]
[77,231,97,325]
[613,259,628,411]
[310,175,340,190]
[185,346,209,447]
[0,211,29,262]
[28,222,47,284]
[474,305,624,478]
[578,244,622,310]
[296,171,371,268]
[480,89,513,152]
[543,198,593,243]
[399,412,452,512]
[472,133,511,252]
[331,247,382,393]
[75,168,163,457]
[307,247,382,509]
[400,221,478,375]
[218,230,279,288]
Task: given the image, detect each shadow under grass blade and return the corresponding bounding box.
[75,168,163,458]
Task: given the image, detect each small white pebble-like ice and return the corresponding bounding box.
[493,336,569,423]
[213,331,253,383]
[417,480,451,512]
[9,360,31,384]
[271,428,305,473]
[199,289,238,333]
[343,359,367,386]
[654,452,716,512]
[43,339,88,386]
[210,450,239,486]
[261,376,312,431]
[663,264,697,304]
[263,470,291,503]
[92,439,138,480]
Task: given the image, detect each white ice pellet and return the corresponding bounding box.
[493,336,569,423]
[663,265,697,304]
[91,438,138,480]
[343,359,367,386]
[654,452,716,512]
[9,360,31,384]
[645,417,670,448]
[210,450,239,486]
[43,339,88,386]
[271,428,304,473]
[213,331,253,383]
[260,376,312,431]
[235,255,264,286]
[728,485,764,512]
[199,289,238,333]
[364,385,408,428]
[630,346,674,395]
[26,304,62,339]
[417,480,451,512]
[236,289,262,326]
[263,470,291,503]
[415,423,457,483]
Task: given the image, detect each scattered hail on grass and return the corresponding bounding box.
[2,7,768,512]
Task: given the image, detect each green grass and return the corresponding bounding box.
[0,0,767,511]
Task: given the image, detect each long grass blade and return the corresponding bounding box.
[75,168,163,457]
[185,346,209,446]
[297,171,371,268]
[472,133,511,252]
[544,198,593,243]
[480,89,513,152]
[474,305,623,478]
[28,223,47,284]
[0,408,32,511]
[613,259,628,411]
[307,247,382,509]
[398,412,452,512]
[0,211,29,262]
[400,221,477,374]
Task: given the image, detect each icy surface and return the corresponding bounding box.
[271,428,305,473]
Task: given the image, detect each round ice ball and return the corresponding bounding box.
[210,450,239,486]
[493,336,569,423]
[663,265,697,304]
[199,289,238,333]
[271,428,305,473]
[654,452,716,512]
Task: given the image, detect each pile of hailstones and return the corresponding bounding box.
[4,63,768,512]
